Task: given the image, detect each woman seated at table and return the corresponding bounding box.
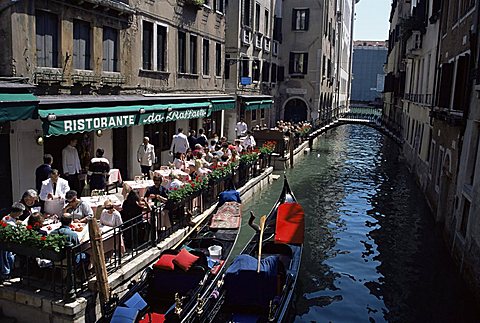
[63,190,93,223]
[27,212,47,236]
[19,189,41,221]
[100,200,123,227]
[88,148,110,190]
[194,158,211,179]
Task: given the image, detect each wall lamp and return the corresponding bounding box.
[47,114,56,121]
[139,108,146,114]
[96,129,103,137]
[167,107,173,112]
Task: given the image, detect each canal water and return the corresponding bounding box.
[235,124,480,322]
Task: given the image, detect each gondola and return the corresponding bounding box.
[195,176,304,323]
[106,188,243,323]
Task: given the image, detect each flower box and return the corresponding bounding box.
[0,242,66,261]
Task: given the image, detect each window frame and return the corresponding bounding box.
[35,10,59,68]
[289,52,309,75]
[102,26,119,72]
[189,34,198,74]
[178,30,187,73]
[202,38,210,76]
[73,19,92,70]
[292,8,310,31]
[215,43,222,77]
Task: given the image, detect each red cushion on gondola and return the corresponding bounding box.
[172,248,199,271]
[153,254,176,271]
[139,312,165,323]
[275,202,305,244]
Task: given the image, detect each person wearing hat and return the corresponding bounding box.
[137,137,156,179]
[63,190,93,223]
[99,199,123,227]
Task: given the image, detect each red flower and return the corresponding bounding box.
[26,225,33,230]
[1,221,7,228]
[173,187,178,191]
[34,222,41,228]
[40,236,47,241]
[4,216,10,220]
[191,183,195,188]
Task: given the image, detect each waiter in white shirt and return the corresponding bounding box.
[62,138,82,196]
[39,169,70,201]
[235,118,248,138]
[169,128,189,157]
[137,136,156,179]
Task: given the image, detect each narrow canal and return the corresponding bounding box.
[236,124,480,322]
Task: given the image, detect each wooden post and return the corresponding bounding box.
[88,218,110,313]
[289,132,294,168]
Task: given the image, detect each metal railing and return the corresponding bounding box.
[3,158,269,299]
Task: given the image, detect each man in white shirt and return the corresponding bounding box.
[235,118,248,138]
[39,169,70,201]
[243,131,256,148]
[137,137,156,179]
[169,128,189,156]
[62,138,82,196]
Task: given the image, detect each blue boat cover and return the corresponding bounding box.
[124,292,148,311]
[218,190,241,207]
[224,254,279,310]
[111,306,138,323]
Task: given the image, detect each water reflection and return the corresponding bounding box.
[238,125,479,322]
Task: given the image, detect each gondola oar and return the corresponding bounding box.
[257,215,267,273]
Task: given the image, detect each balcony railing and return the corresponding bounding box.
[1,158,270,300]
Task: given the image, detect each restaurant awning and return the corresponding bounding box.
[39,101,212,136]
[0,93,39,122]
[211,99,236,112]
[244,100,273,111]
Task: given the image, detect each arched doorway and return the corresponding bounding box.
[283,98,308,122]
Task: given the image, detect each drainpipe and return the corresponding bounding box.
[429,0,443,124]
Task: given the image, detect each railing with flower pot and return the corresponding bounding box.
[2,152,270,300]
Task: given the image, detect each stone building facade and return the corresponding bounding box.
[385,0,480,298]
[0,0,234,208]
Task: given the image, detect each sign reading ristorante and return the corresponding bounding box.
[42,106,211,136]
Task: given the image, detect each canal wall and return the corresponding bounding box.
[0,168,274,322]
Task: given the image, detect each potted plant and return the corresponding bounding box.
[0,220,67,261]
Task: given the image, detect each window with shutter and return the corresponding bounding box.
[253,59,260,81]
[190,35,198,74]
[178,31,186,73]
[278,66,285,81]
[453,54,470,111]
[36,10,59,68]
[73,20,91,70]
[225,54,230,79]
[271,63,277,83]
[103,27,118,72]
[215,43,222,76]
[142,21,153,70]
[157,26,167,72]
[203,39,210,75]
[437,62,453,109]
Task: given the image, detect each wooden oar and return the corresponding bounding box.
[257,215,267,273]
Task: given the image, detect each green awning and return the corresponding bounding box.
[244,100,273,111]
[211,99,236,112]
[0,93,39,122]
[39,101,212,136]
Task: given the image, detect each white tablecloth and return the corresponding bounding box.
[122,180,154,198]
[108,169,122,185]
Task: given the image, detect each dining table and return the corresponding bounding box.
[122,179,154,198]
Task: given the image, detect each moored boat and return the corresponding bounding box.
[195,176,304,323]
[106,189,243,322]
